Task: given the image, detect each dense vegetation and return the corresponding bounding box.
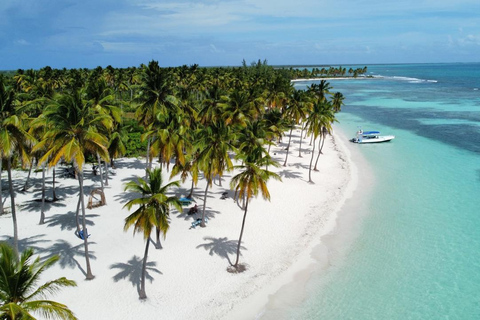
[0,59,345,300]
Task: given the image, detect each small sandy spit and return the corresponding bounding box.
[0,127,355,320]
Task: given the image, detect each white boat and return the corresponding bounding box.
[350,130,395,144]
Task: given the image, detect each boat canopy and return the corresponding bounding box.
[362,131,380,135]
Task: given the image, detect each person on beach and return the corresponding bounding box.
[189,204,198,215]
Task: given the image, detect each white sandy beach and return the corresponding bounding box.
[0,127,356,320]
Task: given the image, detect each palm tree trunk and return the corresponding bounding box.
[39,163,46,225]
[308,136,317,183]
[75,195,81,234]
[314,134,323,171]
[7,157,19,255]
[22,159,34,191]
[319,133,327,153]
[104,160,109,186]
[139,236,150,299]
[234,200,249,268]
[155,227,162,249]
[200,177,211,228]
[0,157,3,215]
[145,138,151,179]
[266,143,272,171]
[187,178,195,198]
[97,154,105,194]
[78,169,94,280]
[314,133,327,171]
[298,127,304,157]
[283,127,294,167]
[52,167,58,201]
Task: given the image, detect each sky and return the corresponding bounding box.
[1,0,479,70]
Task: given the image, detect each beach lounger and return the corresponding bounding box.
[191,217,208,228]
[179,197,194,206]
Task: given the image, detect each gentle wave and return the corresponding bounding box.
[376,75,438,83]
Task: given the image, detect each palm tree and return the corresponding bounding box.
[308,80,332,103]
[196,121,235,227]
[123,168,182,299]
[230,151,281,271]
[34,90,112,280]
[283,89,310,166]
[135,61,178,174]
[310,102,336,174]
[331,92,345,113]
[0,76,32,254]
[305,102,330,183]
[85,78,122,187]
[170,153,199,199]
[0,242,77,320]
[313,126,331,171]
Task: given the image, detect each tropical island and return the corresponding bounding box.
[0,60,354,319]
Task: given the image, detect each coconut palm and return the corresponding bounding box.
[331,92,345,113]
[308,80,332,103]
[230,151,281,271]
[0,242,77,320]
[305,102,331,183]
[265,75,290,110]
[123,168,182,299]
[135,61,178,174]
[85,78,122,188]
[283,89,311,166]
[170,153,199,199]
[196,121,235,227]
[34,90,112,280]
[310,102,336,175]
[0,76,32,254]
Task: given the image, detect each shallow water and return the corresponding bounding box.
[264,63,480,319]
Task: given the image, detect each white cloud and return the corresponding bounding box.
[14,39,29,45]
[458,34,480,46]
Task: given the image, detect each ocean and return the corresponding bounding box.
[263,63,480,319]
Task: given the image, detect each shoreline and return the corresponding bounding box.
[0,126,358,320]
[226,126,368,319]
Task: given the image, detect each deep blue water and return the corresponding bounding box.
[266,63,480,319]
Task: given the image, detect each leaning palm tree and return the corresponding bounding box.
[34,90,112,280]
[0,242,77,320]
[283,89,310,166]
[123,168,182,299]
[305,102,327,183]
[0,76,32,254]
[229,150,281,271]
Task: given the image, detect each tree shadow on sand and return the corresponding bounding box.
[113,158,146,170]
[277,169,302,179]
[0,234,50,253]
[39,239,97,277]
[18,199,67,214]
[196,237,246,266]
[110,256,162,295]
[46,210,99,231]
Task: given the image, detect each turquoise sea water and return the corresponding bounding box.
[269,63,480,319]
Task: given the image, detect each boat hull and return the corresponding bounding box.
[351,135,395,143]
